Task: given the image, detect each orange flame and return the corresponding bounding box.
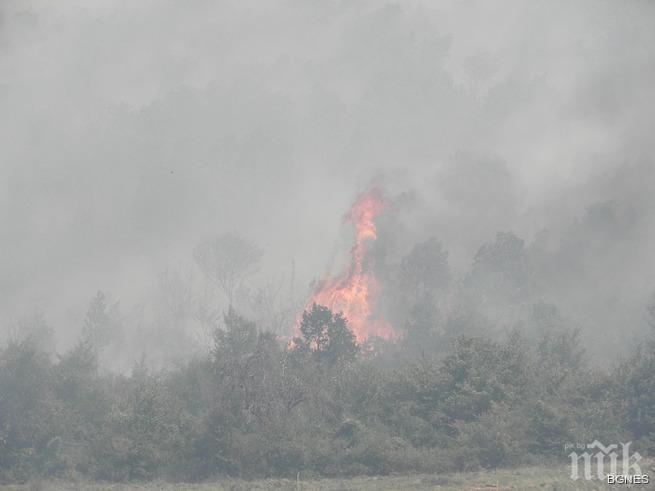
[298,187,394,343]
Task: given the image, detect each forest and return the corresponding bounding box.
[2,216,655,482]
[2,0,655,486]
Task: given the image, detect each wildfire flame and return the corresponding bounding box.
[298,187,394,343]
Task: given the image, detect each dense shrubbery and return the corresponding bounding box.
[2,228,654,483]
[1,300,653,483]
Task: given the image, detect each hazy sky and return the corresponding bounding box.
[2,1,654,350]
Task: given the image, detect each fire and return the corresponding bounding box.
[298,187,394,343]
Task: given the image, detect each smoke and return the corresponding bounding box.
[1,1,654,358]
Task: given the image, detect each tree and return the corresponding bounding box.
[394,238,450,350]
[401,299,441,357]
[439,335,531,423]
[82,291,122,356]
[211,308,285,429]
[0,340,62,481]
[242,274,297,336]
[157,268,194,322]
[619,341,655,447]
[194,233,263,306]
[295,304,359,365]
[468,231,530,304]
[212,308,259,368]
[399,237,451,302]
[14,310,54,355]
[535,327,585,395]
[52,340,110,478]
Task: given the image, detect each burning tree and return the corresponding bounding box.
[298,187,394,343]
[294,303,358,364]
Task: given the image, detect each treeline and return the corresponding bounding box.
[1,302,655,483]
[2,217,655,483]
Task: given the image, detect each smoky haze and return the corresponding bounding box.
[1,1,654,365]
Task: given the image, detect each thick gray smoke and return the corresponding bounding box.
[1,1,654,364]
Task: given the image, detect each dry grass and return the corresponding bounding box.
[2,464,654,491]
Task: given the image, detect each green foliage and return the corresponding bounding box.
[81,292,123,362]
[1,300,654,482]
[469,231,530,303]
[0,340,63,482]
[439,335,531,422]
[454,404,530,469]
[618,340,655,451]
[294,304,359,366]
[399,237,451,301]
